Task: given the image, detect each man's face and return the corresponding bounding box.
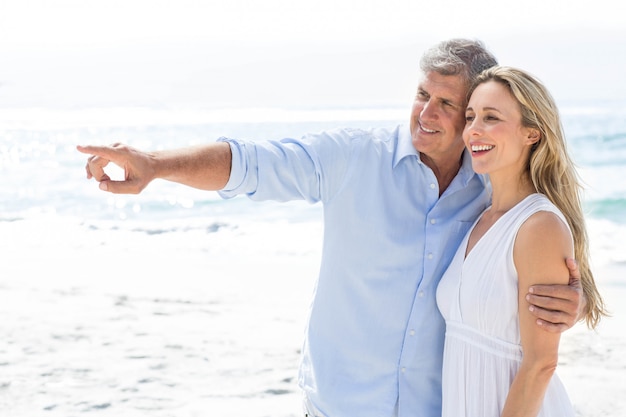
[410,71,468,163]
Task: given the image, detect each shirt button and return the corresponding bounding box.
[401,367,406,373]
[418,291,425,298]
[409,329,416,336]
[427,253,433,260]
[429,183,436,189]
[430,218,436,225]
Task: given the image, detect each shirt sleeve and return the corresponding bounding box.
[217,129,361,203]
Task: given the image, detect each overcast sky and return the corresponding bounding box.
[0,0,624,109]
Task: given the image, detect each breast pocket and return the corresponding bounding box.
[453,220,475,245]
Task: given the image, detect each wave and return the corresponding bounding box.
[585,198,626,225]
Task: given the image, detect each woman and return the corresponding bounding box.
[436,66,607,416]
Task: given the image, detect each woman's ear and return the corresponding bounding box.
[526,128,541,145]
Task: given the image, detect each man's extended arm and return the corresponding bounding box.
[77,142,232,193]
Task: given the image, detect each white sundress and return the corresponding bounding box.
[436,193,575,416]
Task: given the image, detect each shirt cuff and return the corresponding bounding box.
[217,137,249,198]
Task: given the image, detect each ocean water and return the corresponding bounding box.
[1,103,625,416]
[2,103,625,227]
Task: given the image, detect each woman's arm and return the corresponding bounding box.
[501,211,573,417]
[525,257,585,332]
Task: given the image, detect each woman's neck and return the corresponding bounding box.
[488,172,536,214]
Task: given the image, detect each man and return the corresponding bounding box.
[78,39,584,417]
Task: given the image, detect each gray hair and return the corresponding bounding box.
[419,38,498,88]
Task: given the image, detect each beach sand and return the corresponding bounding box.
[1,217,624,416]
[1,218,317,417]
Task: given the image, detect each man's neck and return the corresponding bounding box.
[420,150,464,196]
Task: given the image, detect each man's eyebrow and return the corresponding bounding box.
[443,97,463,108]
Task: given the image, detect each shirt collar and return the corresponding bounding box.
[394,125,489,188]
[458,148,490,188]
[393,124,419,168]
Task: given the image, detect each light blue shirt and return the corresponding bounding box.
[218,125,490,417]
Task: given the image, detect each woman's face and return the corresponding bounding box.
[463,80,538,177]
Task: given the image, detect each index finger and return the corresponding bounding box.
[527,284,571,300]
[76,144,121,159]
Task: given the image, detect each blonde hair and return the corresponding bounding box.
[468,66,607,328]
